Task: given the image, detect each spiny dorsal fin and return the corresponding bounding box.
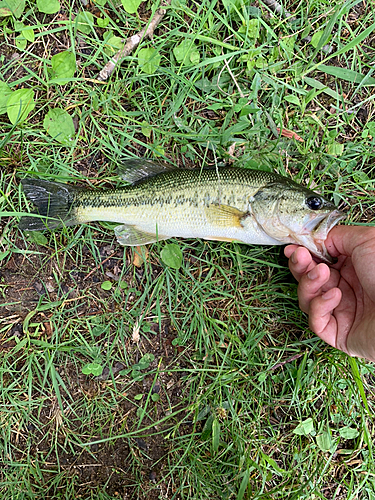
[204,204,246,228]
[117,159,177,184]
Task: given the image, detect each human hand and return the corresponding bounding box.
[284,226,375,362]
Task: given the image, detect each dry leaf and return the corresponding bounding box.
[44,322,53,338]
[132,319,140,343]
[276,127,304,142]
[132,246,149,267]
[228,143,236,157]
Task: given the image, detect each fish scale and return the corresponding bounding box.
[19,162,345,262]
[73,168,259,239]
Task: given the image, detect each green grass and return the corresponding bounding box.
[1,0,375,498]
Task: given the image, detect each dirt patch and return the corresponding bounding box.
[0,231,191,498]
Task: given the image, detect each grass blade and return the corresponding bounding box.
[303,77,343,100]
[304,22,375,77]
[308,3,343,61]
[332,22,375,59]
[236,468,250,500]
[212,418,220,453]
[317,64,375,85]
[348,357,370,415]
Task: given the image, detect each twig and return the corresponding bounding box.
[270,352,305,371]
[224,58,245,98]
[97,0,172,82]
[84,251,117,280]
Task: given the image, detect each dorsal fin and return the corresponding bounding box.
[117,159,177,184]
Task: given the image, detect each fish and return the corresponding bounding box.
[19,159,345,263]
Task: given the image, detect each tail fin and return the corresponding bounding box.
[19,179,80,231]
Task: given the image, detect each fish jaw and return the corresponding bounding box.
[292,209,346,263]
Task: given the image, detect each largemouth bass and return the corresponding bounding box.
[19,160,345,263]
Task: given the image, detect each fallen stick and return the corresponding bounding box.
[97,0,172,82]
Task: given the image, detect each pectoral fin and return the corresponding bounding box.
[204,204,246,228]
[114,224,168,246]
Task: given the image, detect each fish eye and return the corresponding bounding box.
[306,196,324,210]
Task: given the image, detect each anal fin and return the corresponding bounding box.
[204,204,246,228]
[114,224,168,246]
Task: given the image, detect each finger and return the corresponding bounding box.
[284,245,299,259]
[329,277,357,353]
[284,246,316,282]
[297,263,331,313]
[327,226,375,297]
[325,225,375,258]
[308,288,342,349]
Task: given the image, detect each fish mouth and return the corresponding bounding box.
[308,209,345,237]
[304,209,346,263]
